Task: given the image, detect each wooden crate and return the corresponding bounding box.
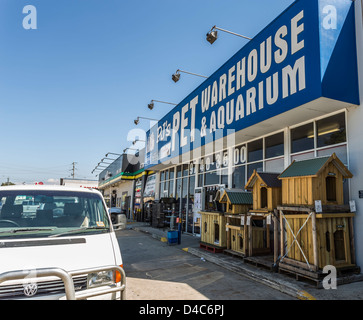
[278,207,356,272]
[200,211,227,249]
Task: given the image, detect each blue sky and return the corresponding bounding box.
[0,0,294,184]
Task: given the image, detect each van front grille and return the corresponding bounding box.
[0,275,88,299]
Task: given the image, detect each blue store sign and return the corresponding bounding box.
[145,0,359,169]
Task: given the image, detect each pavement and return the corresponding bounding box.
[124,221,363,300]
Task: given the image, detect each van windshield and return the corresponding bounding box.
[0,190,110,239]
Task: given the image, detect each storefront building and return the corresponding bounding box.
[98,150,149,219]
[144,0,363,267]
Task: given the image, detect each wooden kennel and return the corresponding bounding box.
[199,211,227,252]
[219,189,253,215]
[218,190,260,258]
[245,170,282,212]
[277,154,358,281]
[278,153,352,207]
[242,171,282,262]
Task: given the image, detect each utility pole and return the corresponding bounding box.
[71,162,77,179]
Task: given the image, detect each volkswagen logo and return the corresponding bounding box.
[23,282,38,297]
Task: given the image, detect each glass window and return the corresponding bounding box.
[291,123,314,154]
[222,150,229,168]
[160,171,165,181]
[205,154,217,172]
[232,165,245,189]
[183,164,189,177]
[291,151,314,162]
[265,132,284,159]
[164,180,169,196]
[182,177,188,198]
[233,145,247,166]
[317,113,346,148]
[317,145,347,165]
[159,182,164,197]
[265,157,284,173]
[247,162,263,179]
[189,176,195,198]
[248,139,263,162]
[175,178,182,199]
[198,174,203,187]
[169,180,174,198]
[205,171,220,186]
[199,158,205,173]
[169,168,175,180]
[176,165,182,178]
[189,162,196,175]
[221,168,229,186]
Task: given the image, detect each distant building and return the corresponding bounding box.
[60,178,98,189]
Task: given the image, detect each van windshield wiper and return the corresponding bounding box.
[0,227,55,234]
[49,226,109,238]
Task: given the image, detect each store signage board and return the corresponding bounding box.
[144,0,359,169]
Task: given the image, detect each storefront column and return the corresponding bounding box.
[348,0,363,268]
[283,127,290,169]
[228,146,233,189]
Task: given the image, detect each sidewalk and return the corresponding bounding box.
[126,221,363,300]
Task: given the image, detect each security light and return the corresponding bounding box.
[148,99,177,110]
[147,102,154,110]
[206,25,251,44]
[134,116,158,125]
[172,72,181,83]
[206,29,218,44]
[172,69,207,83]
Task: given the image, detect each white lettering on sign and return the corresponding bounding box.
[233,145,247,165]
[181,104,189,147]
[171,112,180,152]
[149,10,307,159]
[291,10,304,55]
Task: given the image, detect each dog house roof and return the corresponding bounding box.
[245,171,282,189]
[278,153,353,179]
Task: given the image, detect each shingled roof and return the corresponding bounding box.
[220,190,253,205]
[278,153,353,179]
[245,170,281,189]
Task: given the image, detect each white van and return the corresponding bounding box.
[0,185,126,300]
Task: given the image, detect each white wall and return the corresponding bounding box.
[347,0,363,268]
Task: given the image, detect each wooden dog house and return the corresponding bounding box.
[277,154,358,282]
[219,190,253,257]
[278,153,352,206]
[200,211,227,253]
[245,171,282,212]
[219,189,253,215]
[243,171,282,264]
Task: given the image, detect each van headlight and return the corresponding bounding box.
[87,271,114,288]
